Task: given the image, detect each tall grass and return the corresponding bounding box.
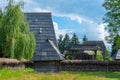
[0,68,120,80]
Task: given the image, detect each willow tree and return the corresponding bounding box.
[0,0,36,59]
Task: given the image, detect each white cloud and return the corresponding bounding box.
[32,6,97,28]
[97,23,111,48]
[52,13,83,24]
[32,7,94,25]
[64,14,94,24]
[53,21,74,39]
[98,23,108,40]
[0,0,7,9]
[34,7,51,12]
[90,22,111,49]
[0,0,111,48]
[87,22,110,47]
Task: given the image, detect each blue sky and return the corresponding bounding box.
[0,0,111,48]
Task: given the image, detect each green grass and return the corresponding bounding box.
[0,68,120,80]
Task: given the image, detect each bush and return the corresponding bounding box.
[96,51,103,61]
[105,49,112,61]
[66,55,72,60]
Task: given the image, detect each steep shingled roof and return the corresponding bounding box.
[83,41,106,49]
[69,44,99,50]
[25,13,63,61]
[114,49,120,60]
[69,41,106,50]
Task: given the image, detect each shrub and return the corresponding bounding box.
[66,55,72,60]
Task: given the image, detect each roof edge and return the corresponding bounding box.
[24,12,52,14]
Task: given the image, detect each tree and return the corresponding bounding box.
[70,33,80,46]
[58,33,80,54]
[111,35,120,56]
[63,34,70,50]
[105,49,112,60]
[83,35,88,41]
[0,0,36,59]
[58,35,64,53]
[0,9,3,57]
[96,51,104,61]
[103,0,120,43]
[58,34,70,54]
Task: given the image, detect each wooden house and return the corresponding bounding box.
[65,41,106,60]
[25,13,63,72]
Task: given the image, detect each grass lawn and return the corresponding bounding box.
[0,68,120,80]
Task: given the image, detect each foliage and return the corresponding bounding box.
[58,35,64,53]
[96,49,112,61]
[58,33,80,54]
[66,55,72,60]
[96,51,104,61]
[0,0,36,59]
[103,0,120,43]
[83,35,88,41]
[58,34,71,54]
[111,35,120,57]
[63,34,70,51]
[0,68,120,80]
[105,49,112,61]
[70,33,80,46]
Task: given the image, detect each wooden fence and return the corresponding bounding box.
[0,58,120,71]
[61,60,120,71]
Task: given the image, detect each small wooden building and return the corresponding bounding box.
[83,41,106,59]
[65,41,106,60]
[25,13,63,72]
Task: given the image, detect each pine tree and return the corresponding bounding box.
[70,33,80,46]
[83,35,88,41]
[63,34,70,50]
[58,34,71,54]
[0,0,36,59]
[58,35,64,53]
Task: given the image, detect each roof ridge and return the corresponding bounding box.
[24,12,51,14]
[47,39,64,58]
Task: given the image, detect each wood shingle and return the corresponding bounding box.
[25,13,63,72]
[114,49,120,60]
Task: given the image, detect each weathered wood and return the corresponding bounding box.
[34,61,60,72]
[66,41,106,60]
[25,13,63,72]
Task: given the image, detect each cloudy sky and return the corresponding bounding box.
[0,0,111,48]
